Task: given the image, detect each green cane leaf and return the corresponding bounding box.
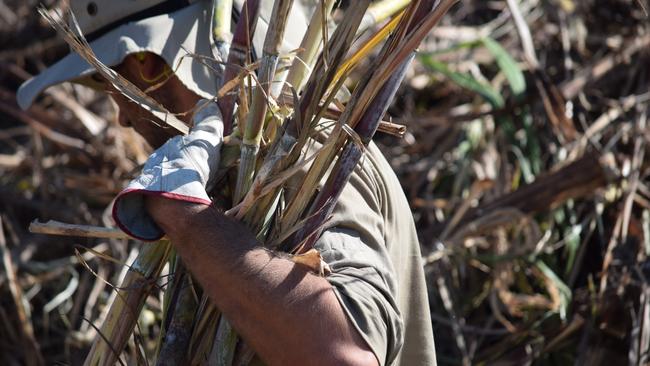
[481,37,527,99]
[420,55,505,108]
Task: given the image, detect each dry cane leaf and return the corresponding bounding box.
[290,248,331,276]
[533,69,578,142]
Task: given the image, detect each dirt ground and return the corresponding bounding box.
[1,0,650,365]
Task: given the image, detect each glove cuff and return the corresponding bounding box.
[112,187,212,242]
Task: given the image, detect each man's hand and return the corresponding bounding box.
[112,100,223,241]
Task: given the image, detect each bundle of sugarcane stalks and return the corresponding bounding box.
[27,0,458,364]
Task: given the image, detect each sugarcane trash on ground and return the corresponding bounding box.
[1,0,649,365]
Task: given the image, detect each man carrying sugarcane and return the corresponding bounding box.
[17,1,436,365]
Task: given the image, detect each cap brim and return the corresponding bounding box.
[17,1,308,110]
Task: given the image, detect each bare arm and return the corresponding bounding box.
[145,196,379,366]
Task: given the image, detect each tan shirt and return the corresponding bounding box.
[297,139,437,366]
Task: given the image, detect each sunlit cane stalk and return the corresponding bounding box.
[346,0,458,128]
[235,0,294,202]
[359,0,410,32]
[212,0,233,65]
[284,0,335,95]
[330,10,405,93]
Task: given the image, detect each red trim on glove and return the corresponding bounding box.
[112,188,212,242]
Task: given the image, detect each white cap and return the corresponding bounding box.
[17,0,308,110]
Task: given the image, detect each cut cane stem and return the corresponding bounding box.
[235,0,295,202]
[188,299,221,364]
[284,0,335,95]
[331,9,405,92]
[272,1,372,235]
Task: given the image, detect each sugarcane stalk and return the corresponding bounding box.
[331,10,405,90]
[84,241,172,366]
[219,0,261,135]
[241,178,283,235]
[235,0,295,202]
[284,0,335,95]
[250,1,366,184]
[188,299,221,364]
[292,0,371,135]
[358,0,410,32]
[155,263,198,366]
[211,0,233,89]
[213,0,233,60]
[272,119,344,240]
[342,0,454,133]
[291,53,415,251]
[410,0,442,28]
[154,250,177,357]
[268,1,371,236]
[210,318,239,366]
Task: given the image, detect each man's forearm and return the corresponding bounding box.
[144,196,378,366]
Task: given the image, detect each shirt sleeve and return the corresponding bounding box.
[314,227,404,366]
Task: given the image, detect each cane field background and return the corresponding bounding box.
[1,0,649,365]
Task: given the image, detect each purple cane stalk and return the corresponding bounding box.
[290,53,415,252]
[218,0,260,135]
